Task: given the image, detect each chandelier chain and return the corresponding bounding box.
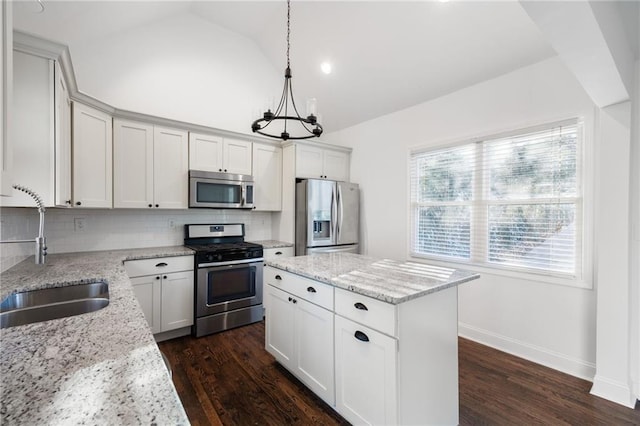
[286,0,291,68]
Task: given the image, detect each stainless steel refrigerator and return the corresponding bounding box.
[295,179,359,255]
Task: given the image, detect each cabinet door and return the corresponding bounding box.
[335,315,397,426]
[72,103,112,208]
[0,0,12,196]
[223,138,252,175]
[295,298,335,405]
[131,275,162,334]
[323,150,350,182]
[188,132,223,172]
[1,51,54,207]
[295,144,324,179]
[160,270,194,332]
[54,62,72,207]
[252,143,282,211]
[265,284,296,365]
[113,119,153,208]
[154,126,188,209]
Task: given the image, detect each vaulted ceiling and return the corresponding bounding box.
[13,1,560,132]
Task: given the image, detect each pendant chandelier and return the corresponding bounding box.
[251,0,323,141]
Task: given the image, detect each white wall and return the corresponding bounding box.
[69,12,281,136]
[324,57,605,379]
[629,59,640,402]
[0,208,273,272]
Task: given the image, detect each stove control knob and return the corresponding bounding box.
[206,254,214,262]
[245,252,250,258]
[217,254,223,261]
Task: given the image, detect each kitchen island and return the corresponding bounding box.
[265,252,479,426]
[0,247,193,425]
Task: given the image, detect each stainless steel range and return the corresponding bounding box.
[184,223,264,337]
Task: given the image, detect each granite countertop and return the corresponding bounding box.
[0,246,194,425]
[266,252,480,304]
[251,240,294,249]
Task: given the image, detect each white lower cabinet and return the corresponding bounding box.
[130,275,162,334]
[334,315,397,425]
[125,256,194,337]
[265,266,460,425]
[160,270,194,331]
[266,283,334,405]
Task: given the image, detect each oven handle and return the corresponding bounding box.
[198,258,264,268]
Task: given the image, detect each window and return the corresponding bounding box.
[410,119,585,282]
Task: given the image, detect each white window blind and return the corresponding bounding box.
[410,119,583,280]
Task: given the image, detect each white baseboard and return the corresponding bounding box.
[458,322,596,381]
[591,376,637,409]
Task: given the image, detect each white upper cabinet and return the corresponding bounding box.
[113,119,154,208]
[188,132,222,172]
[54,61,72,207]
[252,142,282,211]
[223,138,253,175]
[0,1,12,197]
[189,132,252,175]
[153,126,189,209]
[0,50,55,208]
[295,144,350,181]
[114,119,188,209]
[72,102,113,208]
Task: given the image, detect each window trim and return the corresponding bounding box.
[408,117,594,289]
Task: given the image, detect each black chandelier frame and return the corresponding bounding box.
[251,0,323,141]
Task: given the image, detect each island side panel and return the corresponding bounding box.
[397,285,459,425]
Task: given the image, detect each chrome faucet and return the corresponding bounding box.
[0,184,47,264]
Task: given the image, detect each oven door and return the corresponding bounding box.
[196,260,263,317]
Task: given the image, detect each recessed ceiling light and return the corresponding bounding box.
[320,62,332,75]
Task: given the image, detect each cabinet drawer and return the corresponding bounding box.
[265,267,333,310]
[335,287,396,337]
[125,255,194,277]
[263,246,294,260]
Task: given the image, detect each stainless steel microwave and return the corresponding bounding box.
[189,170,254,209]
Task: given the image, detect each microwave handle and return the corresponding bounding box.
[241,185,246,206]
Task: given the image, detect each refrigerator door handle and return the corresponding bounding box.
[331,184,338,242]
[336,184,343,241]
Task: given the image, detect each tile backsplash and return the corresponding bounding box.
[1,207,274,272]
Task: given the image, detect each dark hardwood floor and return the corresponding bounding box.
[159,321,640,425]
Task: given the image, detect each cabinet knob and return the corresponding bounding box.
[354,302,368,311]
[163,275,167,279]
[65,200,71,205]
[155,204,159,208]
[354,331,369,342]
[148,204,153,208]
[288,296,292,302]
[75,201,82,206]
[292,299,297,304]
[224,169,227,172]
[307,286,316,293]
[219,169,222,172]
[156,276,160,280]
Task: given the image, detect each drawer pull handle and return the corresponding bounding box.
[354,302,368,311]
[354,331,369,342]
[307,286,316,293]
[275,251,283,255]
[275,275,282,280]
[155,262,168,267]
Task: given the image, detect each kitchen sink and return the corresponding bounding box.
[0,281,109,329]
